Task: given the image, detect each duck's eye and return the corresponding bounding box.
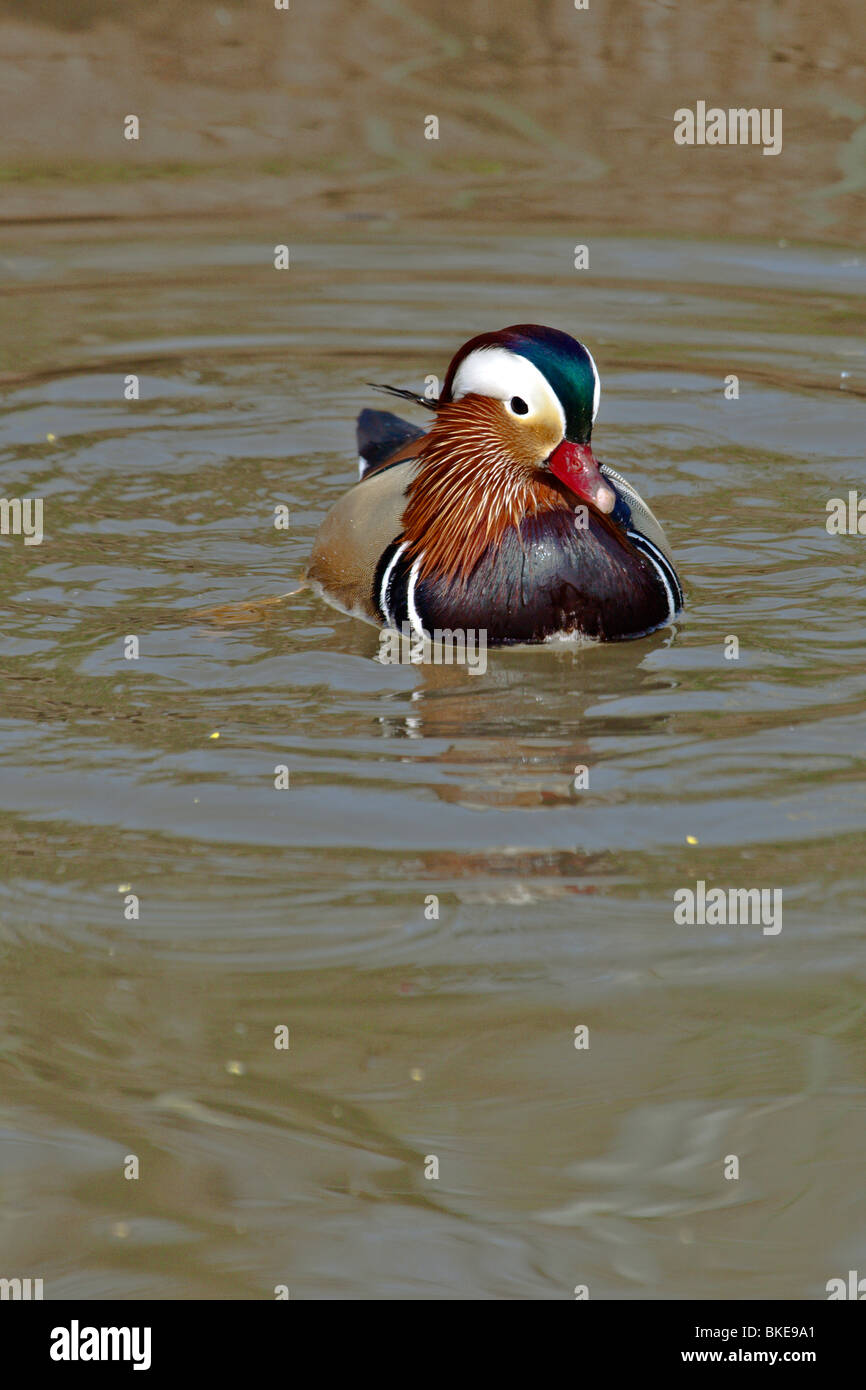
[509,396,529,415]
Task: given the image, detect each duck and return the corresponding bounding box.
[305,324,683,644]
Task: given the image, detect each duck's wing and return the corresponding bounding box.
[306,410,428,619]
[600,463,677,568]
[306,455,418,621]
[600,462,683,615]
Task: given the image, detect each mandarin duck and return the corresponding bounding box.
[306,324,683,644]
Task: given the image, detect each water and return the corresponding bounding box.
[1,220,865,1299]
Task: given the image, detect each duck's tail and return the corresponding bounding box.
[356,407,425,479]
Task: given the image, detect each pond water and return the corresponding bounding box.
[1,220,864,1298]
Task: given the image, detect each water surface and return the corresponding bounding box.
[1,222,864,1298]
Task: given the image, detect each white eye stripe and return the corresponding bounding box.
[450,347,566,434]
[584,343,601,423]
[451,343,601,428]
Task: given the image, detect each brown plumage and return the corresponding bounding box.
[401,396,565,584]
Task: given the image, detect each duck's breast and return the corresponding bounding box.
[397,506,680,643]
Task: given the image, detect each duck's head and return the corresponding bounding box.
[437,323,616,514]
[392,324,618,583]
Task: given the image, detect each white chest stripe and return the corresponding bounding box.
[379,542,407,626]
[406,555,427,638]
[627,529,679,622]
